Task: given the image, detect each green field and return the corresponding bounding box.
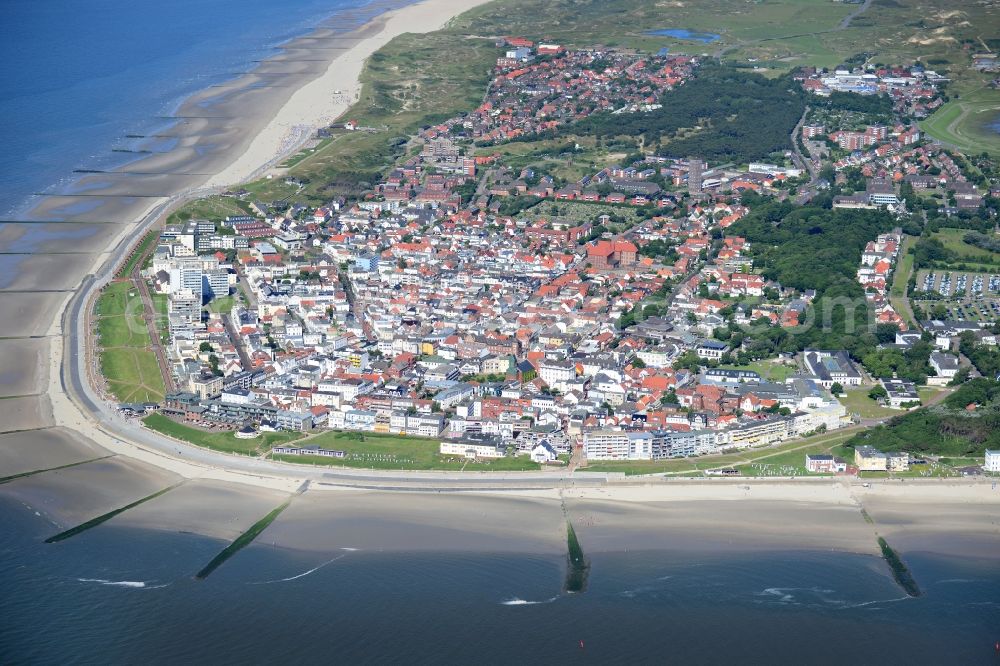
[733,436,856,477]
[143,412,304,455]
[273,430,541,471]
[889,235,916,328]
[838,388,902,419]
[922,88,1000,156]
[97,314,149,348]
[932,228,1000,261]
[166,196,253,226]
[717,359,796,383]
[95,281,166,403]
[450,0,856,57]
[117,229,160,278]
[207,295,236,314]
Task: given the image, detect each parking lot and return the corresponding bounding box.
[915,269,1000,321]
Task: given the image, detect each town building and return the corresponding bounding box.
[805,454,846,474]
[986,450,1000,473]
[855,445,888,471]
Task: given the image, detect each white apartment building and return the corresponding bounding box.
[539,360,576,391]
[440,441,503,459]
[583,430,653,461]
[986,450,1000,473]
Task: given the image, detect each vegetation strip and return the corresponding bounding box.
[45,482,185,543]
[116,229,160,278]
[0,456,114,485]
[195,498,292,580]
[877,537,921,597]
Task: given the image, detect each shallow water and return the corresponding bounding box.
[0,0,399,217]
[2,497,999,664]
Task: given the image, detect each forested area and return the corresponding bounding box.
[571,65,805,163]
[844,378,1000,457]
[814,90,894,116]
[702,202,934,372]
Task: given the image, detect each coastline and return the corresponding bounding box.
[14,0,497,482]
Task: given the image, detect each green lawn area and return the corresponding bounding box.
[735,444,826,477]
[151,293,168,315]
[95,281,134,317]
[143,413,304,455]
[921,88,1000,156]
[275,430,541,471]
[889,235,916,328]
[584,453,750,476]
[717,359,796,383]
[279,135,336,169]
[117,229,160,278]
[97,314,148,348]
[95,281,166,404]
[931,228,1000,261]
[838,388,901,419]
[918,386,946,403]
[857,463,961,479]
[101,348,165,403]
[166,196,252,226]
[207,295,236,314]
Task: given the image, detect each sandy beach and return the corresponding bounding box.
[206,0,497,187]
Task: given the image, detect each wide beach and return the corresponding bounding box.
[0,0,494,503]
[2,0,1000,617]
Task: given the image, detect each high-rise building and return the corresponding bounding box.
[202,270,230,301]
[169,263,203,304]
[688,158,704,195]
[168,288,201,326]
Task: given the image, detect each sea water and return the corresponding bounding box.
[2,499,999,664]
[0,0,397,217]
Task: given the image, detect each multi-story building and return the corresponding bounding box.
[203,269,231,301]
[855,445,888,471]
[650,429,718,459]
[805,454,845,473]
[440,440,504,459]
[583,430,653,461]
[168,288,201,325]
[986,450,1000,473]
[802,350,862,388]
[539,360,576,390]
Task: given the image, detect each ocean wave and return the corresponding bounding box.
[756,586,912,610]
[935,578,981,585]
[250,554,346,585]
[501,596,559,606]
[76,578,167,589]
[842,596,912,609]
[758,586,836,603]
